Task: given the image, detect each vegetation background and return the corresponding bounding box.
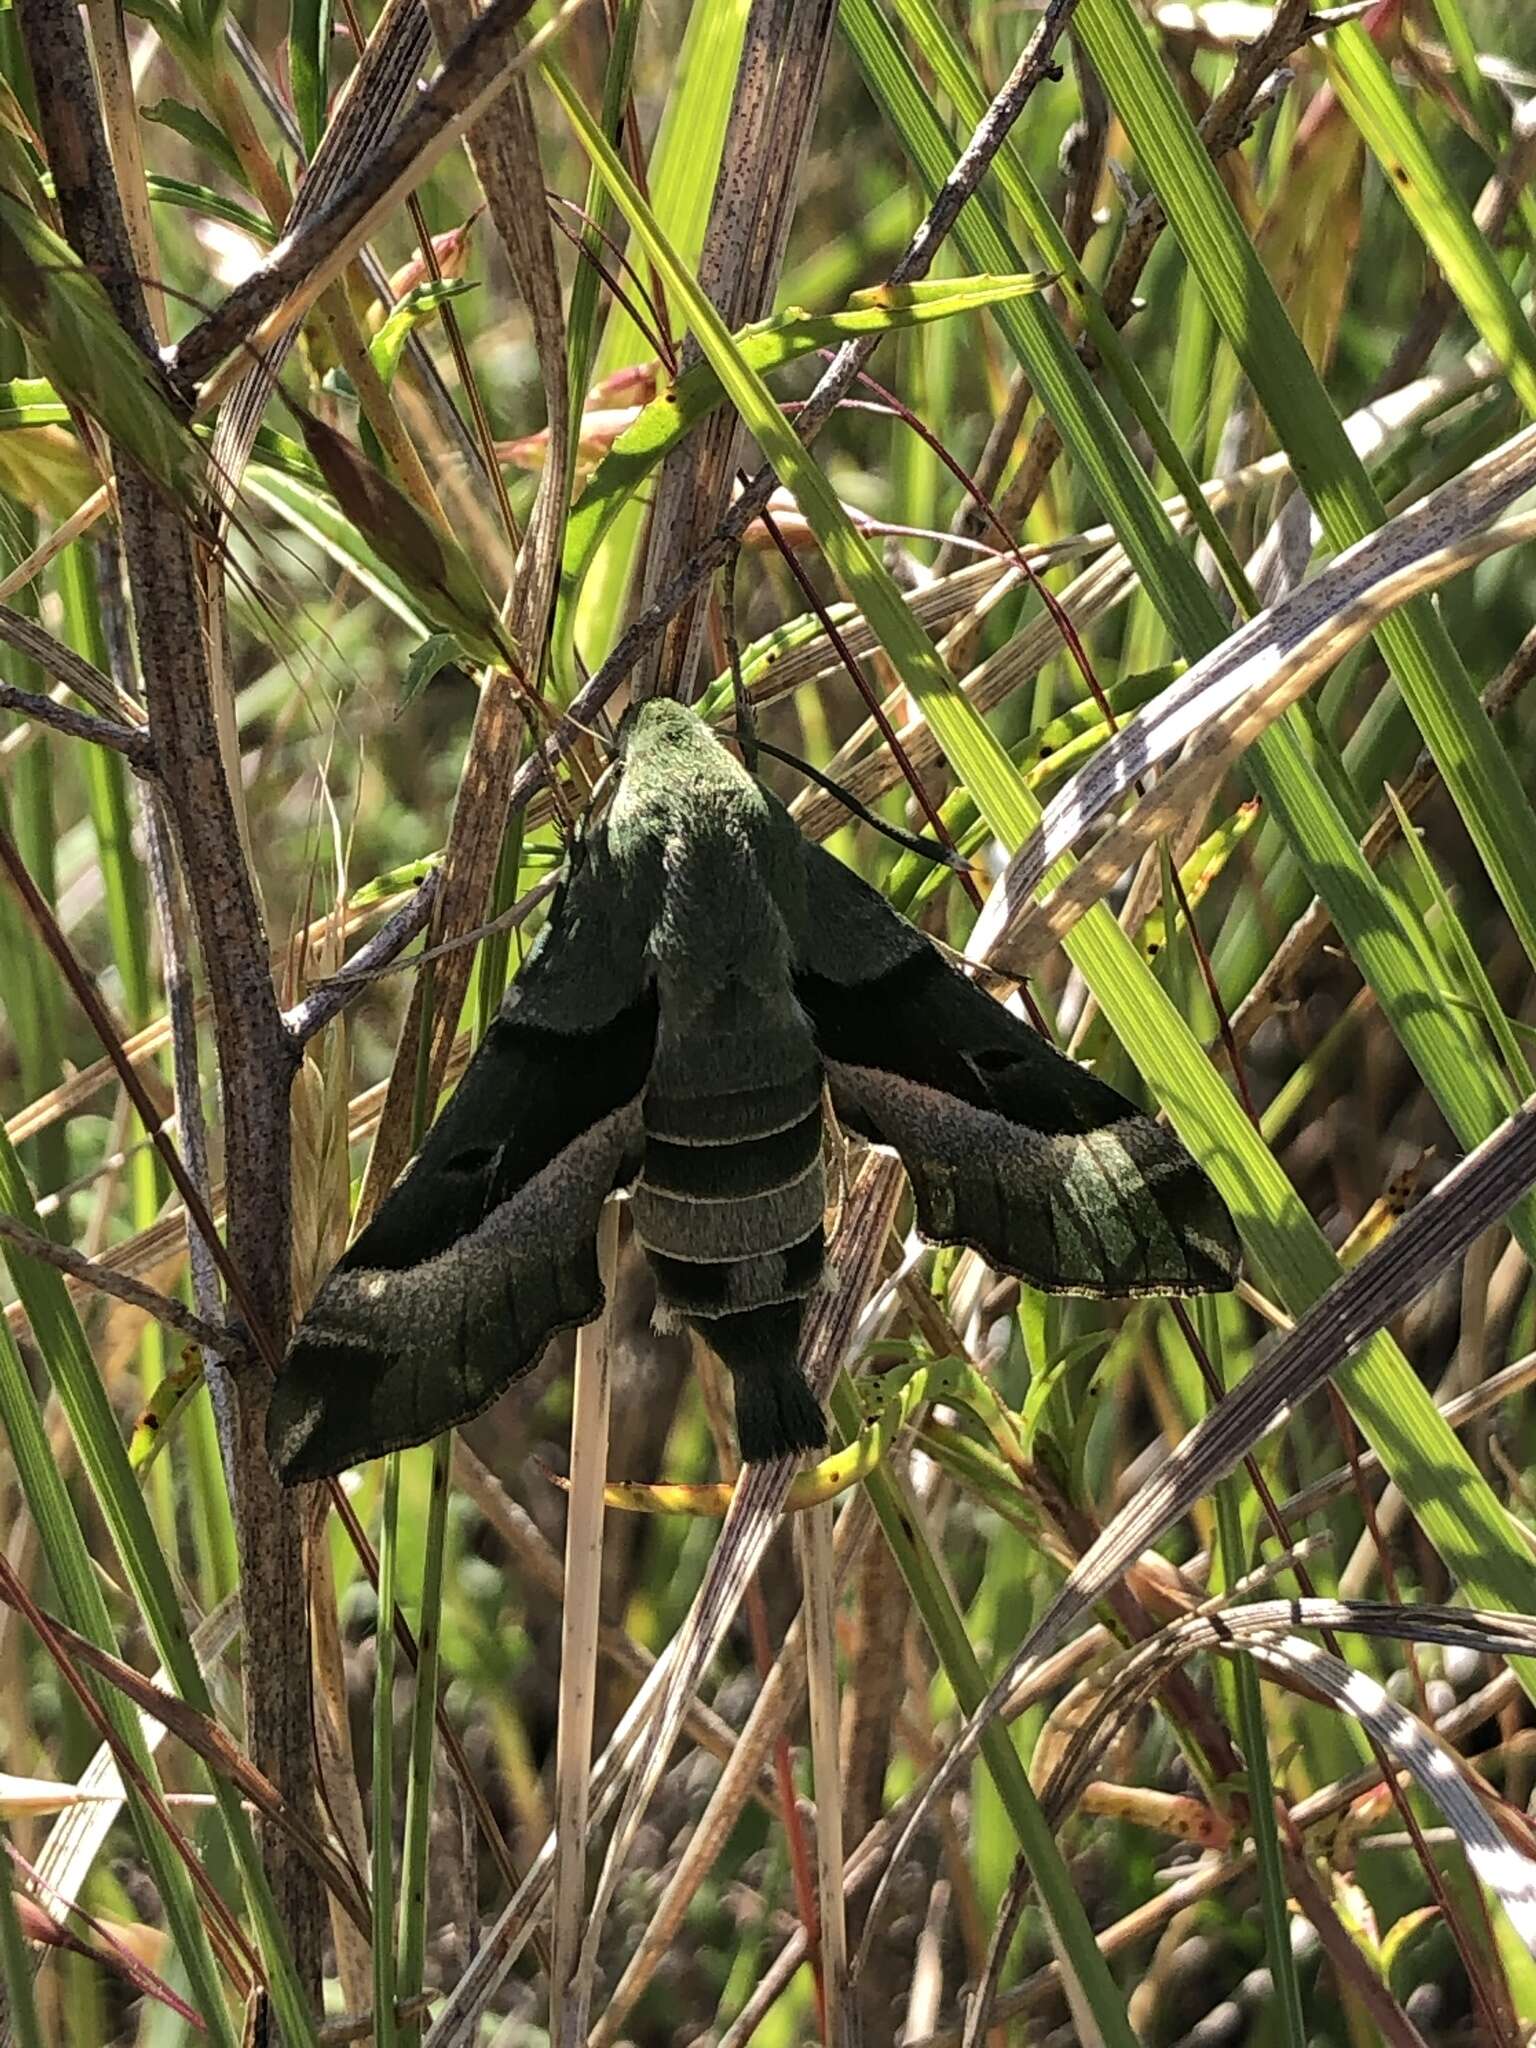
[5,0,1536,2041]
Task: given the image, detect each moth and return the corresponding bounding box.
[268,700,1240,1481]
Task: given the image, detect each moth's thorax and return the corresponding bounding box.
[607,701,807,983]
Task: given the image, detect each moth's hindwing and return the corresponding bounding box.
[793,840,1241,1296]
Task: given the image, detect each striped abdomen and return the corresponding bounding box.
[631,977,828,1458]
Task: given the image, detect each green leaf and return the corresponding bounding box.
[560,272,1049,608]
[1327,22,1536,422]
[144,172,274,243]
[289,0,334,158]
[243,457,434,639]
[288,402,510,665]
[1074,0,1536,980]
[400,630,468,709]
[0,374,68,428]
[0,1127,318,2043]
[369,276,478,387]
[141,98,249,190]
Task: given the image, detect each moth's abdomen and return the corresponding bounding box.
[634,979,829,1459]
[631,1101,826,1305]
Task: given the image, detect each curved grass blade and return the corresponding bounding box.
[975,425,1536,968]
[869,1080,1536,1921]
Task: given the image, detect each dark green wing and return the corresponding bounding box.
[268,843,656,1483]
[794,841,1240,1297]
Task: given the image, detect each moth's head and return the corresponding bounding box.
[613,698,753,803]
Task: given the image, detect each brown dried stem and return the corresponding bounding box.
[12,0,322,1993]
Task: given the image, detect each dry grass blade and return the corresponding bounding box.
[972,423,1536,971]
[1041,1598,1536,1827]
[585,1488,884,2047]
[421,1658,673,2044]
[1045,1603,1536,1947]
[797,1495,849,2044]
[549,1203,617,2043]
[424,0,568,606]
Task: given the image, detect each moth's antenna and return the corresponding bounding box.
[749,736,972,876]
[584,756,621,817]
[722,548,758,775]
[718,539,962,873]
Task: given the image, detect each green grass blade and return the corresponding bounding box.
[397,1437,453,2047]
[839,0,1226,660]
[0,1125,320,2043]
[1327,22,1536,419]
[1073,0,1536,976]
[0,1825,53,2048]
[373,1451,402,2048]
[0,1303,238,2047]
[883,0,1257,609]
[544,56,1033,835]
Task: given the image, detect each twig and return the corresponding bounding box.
[0,599,145,725]
[0,1210,241,1360]
[0,681,154,768]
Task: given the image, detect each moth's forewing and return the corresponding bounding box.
[794,841,1240,1296]
[267,847,654,1484]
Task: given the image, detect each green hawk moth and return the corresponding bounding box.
[267,699,1240,1479]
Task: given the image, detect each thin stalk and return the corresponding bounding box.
[551,1200,619,2043]
[372,1453,403,2048]
[396,1432,453,2048]
[797,1498,848,2046]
